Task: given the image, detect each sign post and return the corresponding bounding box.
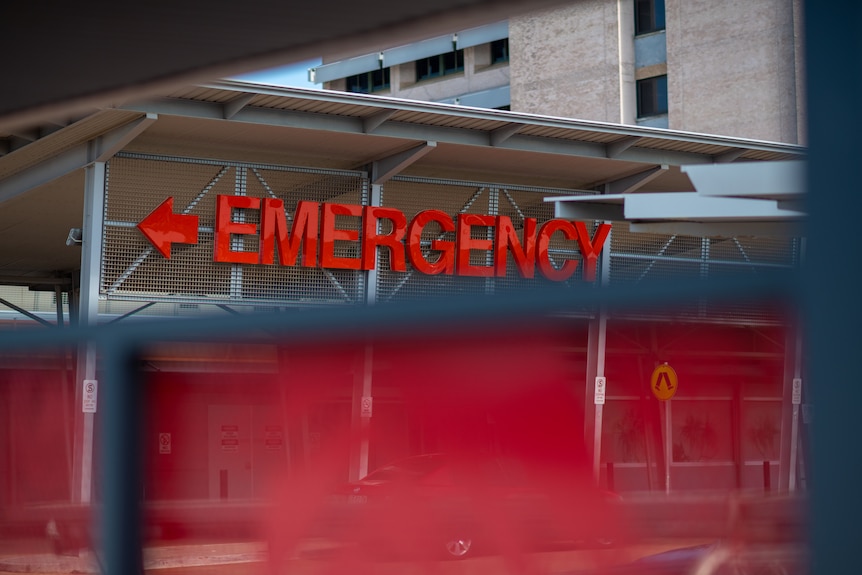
[651,363,678,493]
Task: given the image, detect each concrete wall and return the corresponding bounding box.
[326,45,510,104]
[509,0,803,143]
[322,0,805,144]
[509,0,625,122]
[665,0,803,143]
[393,46,510,103]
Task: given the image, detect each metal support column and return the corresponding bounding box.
[349,344,374,481]
[348,179,380,481]
[585,223,612,485]
[71,160,106,504]
[779,319,804,491]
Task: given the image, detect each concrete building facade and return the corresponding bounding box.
[314,0,805,144]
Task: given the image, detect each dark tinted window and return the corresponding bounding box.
[491,39,509,64]
[417,50,464,81]
[346,68,390,93]
[635,0,666,35]
[637,75,668,117]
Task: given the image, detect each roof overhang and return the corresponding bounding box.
[547,160,807,237]
[0,0,573,133]
[0,82,807,282]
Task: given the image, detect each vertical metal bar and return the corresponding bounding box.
[778,320,799,491]
[664,400,672,494]
[788,324,804,491]
[72,160,106,504]
[100,339,143,575]
[591,223,612,484]
[350,177,380,481]
[230,167,246,301]
[485,187,499,295]
[699,237,710,317]
[359,344,373,479]
[349,344,373,481]
[804,4,860,573]
[592,315,607,485]
[366,183,382,306]
[54,285,64,328]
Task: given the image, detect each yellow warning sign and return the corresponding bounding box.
[651,363,678,400]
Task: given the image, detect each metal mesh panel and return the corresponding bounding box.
[608,221,799,324]
[101,156,800,324]
[102,154,367,306]
[375,177,596,303]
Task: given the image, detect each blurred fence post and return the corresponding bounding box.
[100,339,143,575]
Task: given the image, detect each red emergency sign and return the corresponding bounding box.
[138,195,611,282]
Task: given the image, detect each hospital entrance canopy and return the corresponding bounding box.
[0,80,806,294]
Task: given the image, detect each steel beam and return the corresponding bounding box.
[371,141,437,184]
[223,93,255,120]
[603,164,668,194]
[0,297,55,327]
[489,123,521,146]
[0,113,157,202]
[713,148,746,163]
[605,136,640,158]
[362,109,396,133]
[628,220,805,237]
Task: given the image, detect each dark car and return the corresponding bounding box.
[589,541,808,575]
[322,452,622,559]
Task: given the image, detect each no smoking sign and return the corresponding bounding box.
[82,379,98,413]
[159,432,172,454]
[361,396,373,418]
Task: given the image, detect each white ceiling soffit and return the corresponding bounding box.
[547,160,807,238]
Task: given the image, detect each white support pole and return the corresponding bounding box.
[590,222,612,485]
[348,179,379,481]
[72,160,106,504]
[365,183,382,306]
[789,323,804,491]
[664,400,672,494]
[592,315,608,486]
[349,344,374,481]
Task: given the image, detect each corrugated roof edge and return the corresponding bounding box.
[194,80,807,157]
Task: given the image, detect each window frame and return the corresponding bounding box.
[634,0,666,36]
[416,49,465,81]
[490,38,509,65]
[345,67,391,94]
[636,74,668,118]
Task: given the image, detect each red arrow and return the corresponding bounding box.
[137,197,199,259]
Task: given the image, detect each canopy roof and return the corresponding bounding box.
[0,81,806,288]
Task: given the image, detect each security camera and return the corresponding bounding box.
[66,228,83,246]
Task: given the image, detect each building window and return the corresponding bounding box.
[346,68,390,93]
[491,39,509,64]
[416,49,464,81]
[637,75,668,118]
[635,0,665,35]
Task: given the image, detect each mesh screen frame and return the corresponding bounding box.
[101,155,800,324]
[102,153,368,307]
